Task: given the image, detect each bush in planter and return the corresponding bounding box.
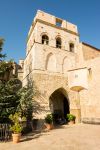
[9,113,26,143]
[10,122,23,134]
[44,114,53,130]
[66,114,76,124]
[45,114,53,124]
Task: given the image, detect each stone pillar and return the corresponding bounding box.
[70,108,81,123]
[61,20,67,29]
[70,92,81,123]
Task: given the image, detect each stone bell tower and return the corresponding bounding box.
[23,10,82,122]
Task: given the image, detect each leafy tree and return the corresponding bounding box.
[0,38,6,59]
[0,38,21,123]
[0,61,13,80]
[0,38,34,124]
[17,83,33,121]
[0,38,13,81]
[0,75,33,123]
[0,77,22,123]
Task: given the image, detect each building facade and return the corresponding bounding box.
[21,10,100,124]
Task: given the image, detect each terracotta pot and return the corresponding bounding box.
[12,133,21,143]
[68,120,75,125]
[45,123,53,130]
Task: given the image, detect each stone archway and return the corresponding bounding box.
[49,88,70,124]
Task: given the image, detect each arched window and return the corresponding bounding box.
[46,53,56,72]
[56,37,61,48]
[69,43,74,52]
[62,57,71,73]
[42,35,49,45]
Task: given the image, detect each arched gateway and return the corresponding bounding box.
[49,88,70,124]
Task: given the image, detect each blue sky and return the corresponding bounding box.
[0,0,100,63]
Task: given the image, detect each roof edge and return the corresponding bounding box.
[82,42,100,51]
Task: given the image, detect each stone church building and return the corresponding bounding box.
[19,10,100,124]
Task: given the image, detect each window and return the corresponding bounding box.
[46,53,56,72]
[56,37,61,48]
[42,35,49,45]
[88,68,92,80]
[69,43,74,52]
[56,18,62,27]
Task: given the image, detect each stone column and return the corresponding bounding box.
[70,107,81,123]
[70,92,81,123]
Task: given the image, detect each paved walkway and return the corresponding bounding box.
[0,124,100,150]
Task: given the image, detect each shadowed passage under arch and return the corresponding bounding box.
[49,88,70,124]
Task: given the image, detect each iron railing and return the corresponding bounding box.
[0,124,11,142]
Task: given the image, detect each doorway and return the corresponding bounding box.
[49,88,69,124]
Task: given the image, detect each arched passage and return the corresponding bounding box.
[49,88,70,124]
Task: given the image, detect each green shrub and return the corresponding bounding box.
[9,113,26,133]
[10,123,23,134]
[45,114,53,124]
[66,114,76,121]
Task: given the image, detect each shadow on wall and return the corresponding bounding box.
[26,75,49,117]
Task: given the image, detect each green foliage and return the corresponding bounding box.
[0,61,13,78]
[9,113,26,133]
[66,114,76,121]
[0,76,33,123]
[0,38,13,81]
[0,38,6,59]
[0,38,13,80]
[0,39,34,123]
[0,77,21,123]
[10,123,22,134]
[17,85,33,121]
[45,114,53,124]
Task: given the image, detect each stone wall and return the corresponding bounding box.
[23,70,80,122]
[80,56,100,123]
[82,43,100,60]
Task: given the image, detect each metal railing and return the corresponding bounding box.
[0,124,11,142]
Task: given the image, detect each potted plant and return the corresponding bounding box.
[44,113,53,130]
[9,113,26,143]
[66,114,76,125]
